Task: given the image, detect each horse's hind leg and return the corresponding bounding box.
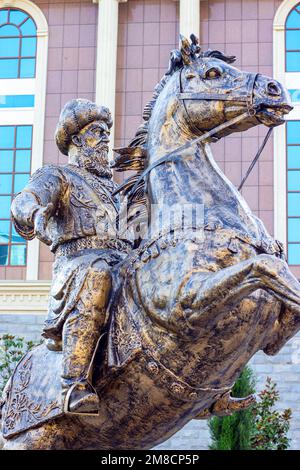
[177,254,300,331]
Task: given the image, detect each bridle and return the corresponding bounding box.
[113,69,273,200]
[178,68,258,134]
[178,69,258,109]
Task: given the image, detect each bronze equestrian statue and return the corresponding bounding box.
[0,35,298,450]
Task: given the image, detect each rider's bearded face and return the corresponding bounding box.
[73,120,112,178]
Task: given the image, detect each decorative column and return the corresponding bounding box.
[174,0,200,39]
[93,0,127,153]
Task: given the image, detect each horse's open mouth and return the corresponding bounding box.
[257,104,293,126]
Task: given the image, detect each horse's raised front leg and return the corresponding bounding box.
[176,254,300,344]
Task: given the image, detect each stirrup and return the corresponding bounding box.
[63,381,100,416]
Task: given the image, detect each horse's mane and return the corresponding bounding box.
[112,35,236,227]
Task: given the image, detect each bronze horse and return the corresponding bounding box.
[1,37,299,450]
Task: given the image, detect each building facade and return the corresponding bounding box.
[0,0,300,449]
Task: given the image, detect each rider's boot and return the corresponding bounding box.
[61,304,105,416]
[61,266,112,415]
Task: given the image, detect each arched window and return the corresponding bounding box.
[286,2,300,72]
[0,1,48,279]
[274,1,300,272]
[0,7,37,79]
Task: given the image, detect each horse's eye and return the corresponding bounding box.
[205,67,222,79]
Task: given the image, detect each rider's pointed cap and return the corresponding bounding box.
[55,98,113,156]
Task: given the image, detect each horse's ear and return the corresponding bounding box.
[179,34,192,65]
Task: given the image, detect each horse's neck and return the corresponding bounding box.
[147,128,270,242]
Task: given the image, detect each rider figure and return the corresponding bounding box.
[11,99,131,414]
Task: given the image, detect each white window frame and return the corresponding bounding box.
[274,0,300,255]
[0,0,48,280]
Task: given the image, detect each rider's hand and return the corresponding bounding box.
[33,203,54,246]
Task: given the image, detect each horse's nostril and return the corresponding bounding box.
[266,81,281,96]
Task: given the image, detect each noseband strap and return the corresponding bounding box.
[178,71,258,111]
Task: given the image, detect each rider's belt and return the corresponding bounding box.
[54,235,132,257]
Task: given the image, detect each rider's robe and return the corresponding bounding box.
[11,164,130,339]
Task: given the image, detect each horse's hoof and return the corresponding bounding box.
[211,392,256,417]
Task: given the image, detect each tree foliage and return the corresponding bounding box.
[0,334,35,394]
[209,366,256,450]
[251,377,292,450]
[209,368,292,451]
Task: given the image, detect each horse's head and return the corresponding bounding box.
[173,35,293,139]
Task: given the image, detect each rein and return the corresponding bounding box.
[112,71,272,200]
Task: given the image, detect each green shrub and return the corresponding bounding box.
[208,369,292,451]
[0,334,35,394]
[251,377,292,450]
[209,366,256,450]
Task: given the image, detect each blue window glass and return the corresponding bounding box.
[0,150,14,172]
[286,5,300,72]
[288,146,300,168]
[11,224,25,243]
[0,220,9,244]
[15,150,31,172]
[0,37,20,57]
[0,126,14,148]
[16,126,32,148]
[288,243,300,264]
[0,58,19,78]
[287,31,300,52]
[288,170,300,190]
[10,244,26,266]
[0,95,35,108]
[9,9,27,26]
[0,24,19,37]
[20,58,35,78]
[0,245,9,266]
[0,174,13,194]
[287,121,300,144]
[286,7,300,28]
[0,124,31,265]
[288,193,300,216]
[20,18,36,36]
[0,10,8,25]
[0,196,11,218]
[287,52,300,72]
[286,30,300,50]
[0,8,36,78]
[13,174,29,193]
[21,37,36,56]
[288,89,300,102]
[288,219,300,242]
